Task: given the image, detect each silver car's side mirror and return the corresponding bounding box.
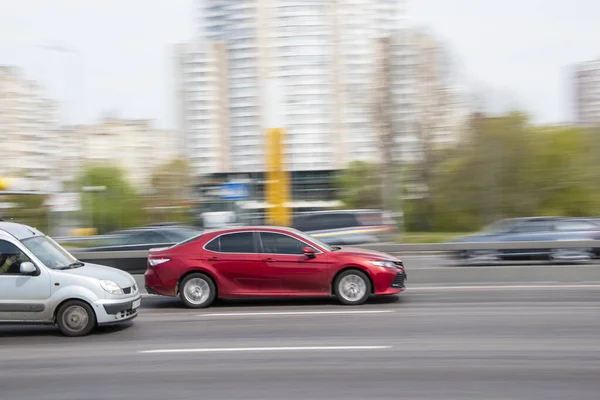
[20,262,37,275]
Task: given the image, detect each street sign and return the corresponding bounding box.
[219,183,250,200]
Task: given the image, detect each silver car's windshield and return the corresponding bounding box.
[22,236,78,269]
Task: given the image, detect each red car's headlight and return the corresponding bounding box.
[369,260,399,269]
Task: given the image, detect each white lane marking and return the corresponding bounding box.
[197,310,395,317]
[140,283,600,299]
[139,346,391,354]
[409,284,600,291]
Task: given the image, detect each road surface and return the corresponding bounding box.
[1,285,599,399]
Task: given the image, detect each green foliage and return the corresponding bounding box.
[148,158,193,224]
[426,115,600,231]
[151,158,192,199]
[336,112,600,233]
[335,161,382,209]
[77,165,146,234]
[0,194,48,232]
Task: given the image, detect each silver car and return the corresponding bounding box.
[0,222,141,336]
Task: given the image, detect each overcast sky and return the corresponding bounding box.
[0,0,598,128]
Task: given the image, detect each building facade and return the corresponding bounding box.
[177,0,407,176]
[390,28,468,164]
[574,59,600,127]
[0,66,61,191]
[175,41,230,175]
[79,118,178,190]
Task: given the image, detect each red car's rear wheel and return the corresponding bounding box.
[179,273,217,309]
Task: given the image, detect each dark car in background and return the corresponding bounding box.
[450,217,600,264]
[68,225,202,274]
[292,209,397,246]
[76,225,202,252]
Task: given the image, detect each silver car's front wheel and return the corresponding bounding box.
[56,300,96,337]
[179,273,216,309]
[334,270,371,305]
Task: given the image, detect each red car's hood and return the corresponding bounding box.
[334,246,400,262]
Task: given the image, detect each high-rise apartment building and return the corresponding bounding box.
[574,59,600,126]
[175,41,230,175]
[177,0,406,176]
[0,66,61,191]
[79,118,178,190]
[390,28,468,163]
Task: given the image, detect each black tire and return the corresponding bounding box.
[333,269,371,306]
[56,300,96,337]
[179,273,217,309]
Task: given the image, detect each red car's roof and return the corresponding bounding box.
[204,226,300,235]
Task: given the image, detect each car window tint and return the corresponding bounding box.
[204,237,220,252]
[162,229,199,242]
[0,240,31,275]
[513,223,552,233]
[260,232,310,255]
[144,231,170,243]
[294,213,359,231]
[555,221,598,231]
[122,231,166,245]
[328,214,359,229]
[293,215,322,232]
[217,232,255,253]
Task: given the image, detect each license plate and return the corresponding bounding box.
[132,299,141,309]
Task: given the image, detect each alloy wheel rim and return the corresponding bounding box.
[339,274,367,302]
[184,278,211,305]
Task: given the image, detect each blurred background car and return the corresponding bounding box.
[449,217,600,264]
[291,209,397,246]
[75,225,202,252]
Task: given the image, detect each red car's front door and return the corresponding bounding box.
[258,232,332,295]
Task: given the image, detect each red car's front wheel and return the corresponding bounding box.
[334,270,371,306]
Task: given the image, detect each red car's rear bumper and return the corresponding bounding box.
[145,268,176,296]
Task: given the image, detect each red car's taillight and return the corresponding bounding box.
[148,258,170,268]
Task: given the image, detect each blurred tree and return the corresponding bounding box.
[0,194,49,232]
[77,165,146,234]
[148,158,193,223]
[423,114,600,232]
[529,126,600,216]
[335,161,382,209]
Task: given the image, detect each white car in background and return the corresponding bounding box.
[0,222,141,336]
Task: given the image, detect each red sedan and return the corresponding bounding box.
[144,227,406,308]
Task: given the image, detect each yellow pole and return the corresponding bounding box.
[265,79,290,226]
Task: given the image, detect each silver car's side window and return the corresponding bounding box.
[0,239,31,276]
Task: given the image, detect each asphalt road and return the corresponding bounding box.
[1,286,599,400]
[399,254,600,269]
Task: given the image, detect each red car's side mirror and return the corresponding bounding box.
[303,247,316,258]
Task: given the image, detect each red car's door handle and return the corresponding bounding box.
[208,257,220,261]
[261,257,276,262]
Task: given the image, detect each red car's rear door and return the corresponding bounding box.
[203,231,264,295]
